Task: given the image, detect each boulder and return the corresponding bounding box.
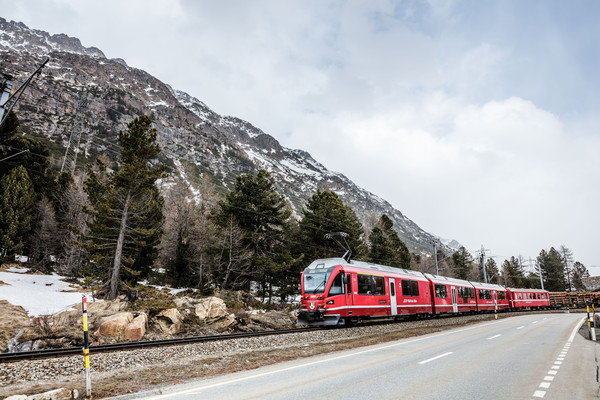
[124,313,148,341]
[194,297,236,329]
[194,297,229,322]
[94,312,133,338]
[155,308,183,335]
[248,311,296,330]
[5,388,73,400]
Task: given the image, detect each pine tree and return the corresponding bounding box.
[537,247,566,291]
[0,166,35,257]
[501,256,526,287]
[485,258,500,284]
[451,247,473,280]
[368,214,411,269]
[572,261,590,291]
[213,169,294,300]
[296,190,366,262]
[81,115,166,300]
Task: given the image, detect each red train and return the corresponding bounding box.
[298,258,551,326]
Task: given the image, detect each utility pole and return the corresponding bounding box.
[0,57,49,129]
[433,241,439,275]
[0,75,13,121]
[481,245,487,283]
[61,90,89,174]
[533,257,544,290]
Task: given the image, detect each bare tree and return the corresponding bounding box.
[28,196,59,272]
[216,216,252,290]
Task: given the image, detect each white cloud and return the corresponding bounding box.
[1,0,599,273]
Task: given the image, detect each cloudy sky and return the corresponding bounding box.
[2,0,599,275]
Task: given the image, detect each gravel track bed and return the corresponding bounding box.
[0,313,497,390]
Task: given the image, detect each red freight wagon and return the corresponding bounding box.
[298,258,432,326]
[424,274,477,314]
[507,288,551,310]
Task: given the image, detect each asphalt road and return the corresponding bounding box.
[114,313,599,400]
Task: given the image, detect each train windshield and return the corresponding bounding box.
[303,264,335,294]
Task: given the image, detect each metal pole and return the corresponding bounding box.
[82,296,92,398]
[481,246,487,283]
[433,242,439,275]
[535,258,544,290]
[0,58,49,129]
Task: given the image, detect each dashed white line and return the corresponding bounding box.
[517,326,525,330]
[418,352,453,365]
[487,334,501,340]
[530,318,585,400]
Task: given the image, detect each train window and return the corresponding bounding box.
[497,291,506,300]
[478,289,491,300]
[390,282,395,296]
[328,273,344,296]
[435,284,447,298]
[402,280,420,297]
[358,274,371,295]
[457,286,474,301]
[373,276,385,295]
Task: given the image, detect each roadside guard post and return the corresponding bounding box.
[593,304,597,341]
[82,295,92,398]
[587,302,596,341]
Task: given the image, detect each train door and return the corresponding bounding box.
[389,278,398,315]
[451,286,458,312]
[344,272,353,306]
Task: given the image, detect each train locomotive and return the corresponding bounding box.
[298,258,550,326]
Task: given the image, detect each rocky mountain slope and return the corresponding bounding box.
[0,17,453,255]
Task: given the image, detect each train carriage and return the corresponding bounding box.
[298,258,432,326]
[507,288,551,310]
[423,274,477,314]
[469,281,508,311]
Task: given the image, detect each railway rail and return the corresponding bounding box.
[0,326,323,363]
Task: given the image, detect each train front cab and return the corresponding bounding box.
[298,259,349,326]
[298,258,432,326]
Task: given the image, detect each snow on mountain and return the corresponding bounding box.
[0,18,458,255]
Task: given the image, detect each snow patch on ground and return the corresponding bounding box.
[0,270,89,317]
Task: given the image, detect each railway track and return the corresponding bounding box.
[0,327,324,363]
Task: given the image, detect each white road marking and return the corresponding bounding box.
[517,326,525,330]
[548,370,557,375]
[568,317,586,342]
[539,382,551,389]
[487,334,501,340]
[551,366,560,370]
[418,352,453,365]
[532,321,538,324]
[544,376,555,381]
[533,390,546,398]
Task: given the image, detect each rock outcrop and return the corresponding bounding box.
[155,308,183,335]
[194,297,236,329]
[95,312,134,338]
[124,313,148,341]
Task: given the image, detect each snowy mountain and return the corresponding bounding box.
[0,17,453,255]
